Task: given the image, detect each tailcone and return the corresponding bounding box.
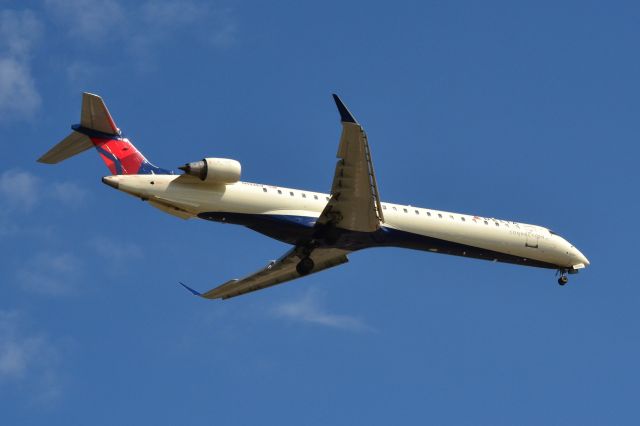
[102,176,119,189]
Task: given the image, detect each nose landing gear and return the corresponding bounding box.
[557,269,569,286]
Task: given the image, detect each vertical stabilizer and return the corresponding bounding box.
[80,92,120,135]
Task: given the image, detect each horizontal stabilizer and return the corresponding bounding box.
[37,131,93,164]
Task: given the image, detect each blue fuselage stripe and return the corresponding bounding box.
[197,212,560,269]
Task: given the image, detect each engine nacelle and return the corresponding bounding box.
[179,158,241,184]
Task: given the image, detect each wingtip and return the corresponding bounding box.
[179,281,202,297]
[332,93,357,123]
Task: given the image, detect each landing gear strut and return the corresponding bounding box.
[296,257,314,276]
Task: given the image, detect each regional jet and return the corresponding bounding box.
[38,93,589,299]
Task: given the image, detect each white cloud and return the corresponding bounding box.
[16,252,83,295]
[0,171,85,241]
[89,236,142,270]
[0,170,87,211]
[273,290,373,332]
[0,169,40,210]
[0,2,236,119]
[0,10,42,120]
[0,310,63,403]
[50,181,88,206]
[43,0,124,42]
[0,211,19,237]
[64,60,99,86]
[0,10,42,58]
[209,10,236,49]
[141,0,208,27]
[45,0,236,69]
[133,1,237,64]
[0,58,41,118]
[0,321,42,378]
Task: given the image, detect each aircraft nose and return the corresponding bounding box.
[580,253,590,266]
[573,247,590,267]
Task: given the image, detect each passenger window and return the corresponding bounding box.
[427,212,431,217]
[415,210,419,215]
[403,208,408,213]
[382,205,387,210]
[495,222,499,227]
[277,189,282,194]
[326,197,329,201]
[302,193,306,198]
[438,213,442,218]
[484,221,488,225]
[290,191,294,196]
[461,217,466,221]
[262,188,267,192]
[449,215,454,220]
[392,206,397,211]
[314,195,318,200]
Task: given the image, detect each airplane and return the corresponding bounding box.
[38,93,589,300]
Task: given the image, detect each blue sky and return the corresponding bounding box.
[1,1,638,424]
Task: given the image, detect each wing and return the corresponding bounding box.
[316,94,384,233]
[181,247,349,300]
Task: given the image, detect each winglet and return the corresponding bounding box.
[179,281,202,297]
[332,94,357,123]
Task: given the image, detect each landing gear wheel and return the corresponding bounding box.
[558,275,568,286]
[296,257,314,276]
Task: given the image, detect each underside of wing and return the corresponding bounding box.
[316,95,384,233]
[182,248,349,300]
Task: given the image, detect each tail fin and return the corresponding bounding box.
[38,93,172,175]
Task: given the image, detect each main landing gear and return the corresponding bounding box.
[296,257,315,276]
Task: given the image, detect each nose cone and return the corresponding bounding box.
[577,249,590,267]
[569,246,589,268]
[102,176,119,189]
[552,234,590,268]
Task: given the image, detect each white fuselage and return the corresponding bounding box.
[104,174,589,270]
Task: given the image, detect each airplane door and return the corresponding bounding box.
[526,232,539,248]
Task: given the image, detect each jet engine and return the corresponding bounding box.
[179,158,241,184]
